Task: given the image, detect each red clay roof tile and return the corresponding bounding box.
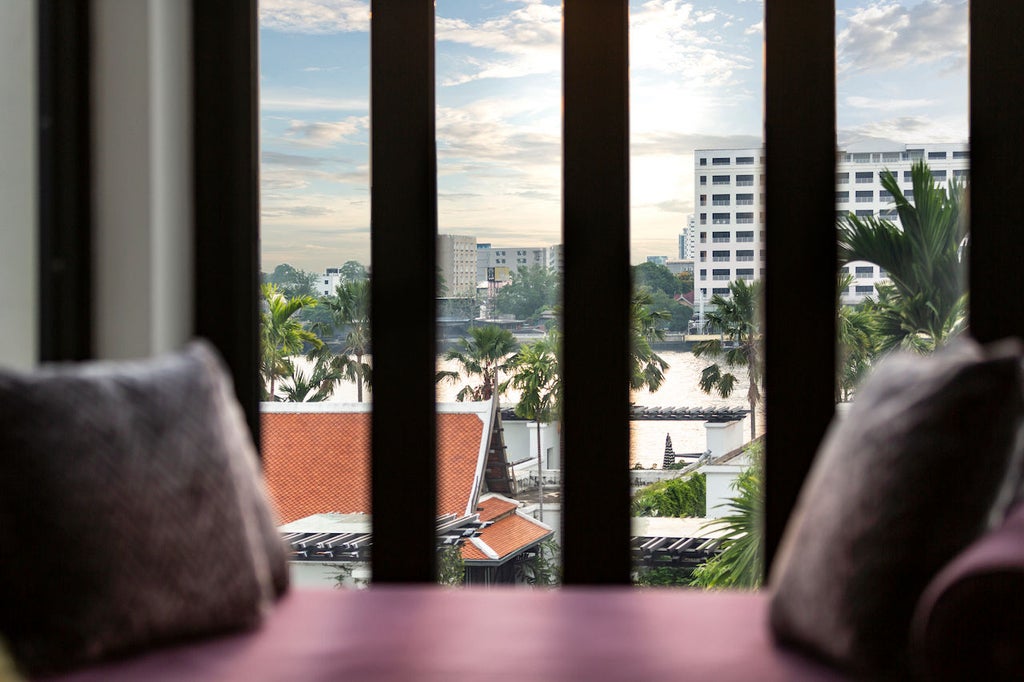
[262,408,487,524]
[462,513,552,561]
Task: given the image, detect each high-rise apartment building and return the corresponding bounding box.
[679,215,696,260]
[437,233,478,297]
[694,144,968,306]
[476,243,559,284]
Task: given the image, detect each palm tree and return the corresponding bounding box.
[630,288,671,393]
[279,355,343,402]
[260,283,322,400]
[690,456,763,590]
[437,325,517,402]
[504,336,558,520]
[321,279,372,402]
[837,161,967,353]
[836,273,878,401]
[692,279,763,439]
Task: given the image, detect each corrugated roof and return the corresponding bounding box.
[261,403,488,523]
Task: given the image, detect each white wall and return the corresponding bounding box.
[705,420,744,458]
[93,0,193,359]
[0,1,37,368]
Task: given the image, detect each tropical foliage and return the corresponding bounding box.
[279,355,342,403]
[836,273,879,401]
[319,279,372,402]
[630,289,671,393]
[690,443,763,590]
[631,474,706,518]
[837,161,967,354]
[260,283,322,400]
[514,538,561,586]
[692,279,763,439]
[494,264,560,321]
[437,325,518,401]
[437,544,466,587]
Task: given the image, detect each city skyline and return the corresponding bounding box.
[259,0,968,272]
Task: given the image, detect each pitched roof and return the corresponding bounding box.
[262,402,492,524]
[462,494,553,562]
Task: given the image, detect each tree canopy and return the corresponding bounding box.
[493,265,560,321]
[633,262,682,296]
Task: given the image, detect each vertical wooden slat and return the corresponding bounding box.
[562,0,632,585]
[969,4,1024,342]
[192,0,261,447]
[763,0,836,576]
[370,1,438,583]
[38,0,93,362]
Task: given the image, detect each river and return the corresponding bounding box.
[284,350,754,469]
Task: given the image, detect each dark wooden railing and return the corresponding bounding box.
[37,1,1024,585]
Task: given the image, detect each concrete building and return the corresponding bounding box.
[693,144,968,305]
[679,215,696,260]
[476,244,550,284]
[437,233,478,298]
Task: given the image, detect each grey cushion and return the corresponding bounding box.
[0,341,288,674]
[769,338,1024,677]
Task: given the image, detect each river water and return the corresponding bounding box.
[285,350,753,469]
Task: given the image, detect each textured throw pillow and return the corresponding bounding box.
[910,501,1024,681]
[769,338,1024,677]
[0,340,288,675]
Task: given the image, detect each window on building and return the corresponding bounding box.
[712,250,730,262]
[712,175,730,185]
[736,230,754,243]
[736,268,754,280]
[933,170,947,181]
[855,209,873,217]
[879,190,893,202]
[737,193,754,205]
[855,266,873,277]
[855,190,873,202]
[952,150,969,159]
[699,175,707,185]
[699,157,707,166]
[736,212,754,224]
[699,231,707,243]
[904,171,913,182]
[712,268,730,280]
[953,169,969,179]
[711,231,730,243]
[736,156,754,164]
[836,172,849,184]
[835,191,849,202]
[712,213,730,225]
[736,249,754,262]
[712,194,730,206]
[928,151,947,160]
[699,194,707,206]
[712,157,730,165]
[699,268,707,277]
[855,285,874,294]
[712,287,730,295]
[855,171,873,183]
[736,174,753,186]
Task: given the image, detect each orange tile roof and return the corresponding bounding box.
[462,513,553,561]
[475,496,518,523]
[262,407,487,524]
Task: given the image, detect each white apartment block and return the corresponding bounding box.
[319,267,344,297]
[693,143,969,307]
[476,243,560,284]
[437,233,478,297]
[679,215,696,260]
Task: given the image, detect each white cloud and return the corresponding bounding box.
[259,0,369,34]
[261,92,368,112]
[845,95,936,111]
[284,116,367,145]
[436,3,561,84]
[744,20,763,35]
[838,115,968,145]
[837,0,967,75]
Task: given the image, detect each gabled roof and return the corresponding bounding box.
[262,401,496,524]
[462,493,554,564]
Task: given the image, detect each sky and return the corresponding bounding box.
[258,0,969,271]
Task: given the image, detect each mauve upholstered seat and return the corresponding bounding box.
[41,587,845,682]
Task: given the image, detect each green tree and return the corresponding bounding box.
[630,289,671,393]
[633,262,682,296]
[339,259,368,283]
[645,288,693,332]
[437,544,466,587]
[692,279,763,439]
[279,355,342,403]
[321,279,372,402]
[260,283,322,400]
[494,265,560,321]
[514,538,560,586]
[437,325,518,401]
[690,444,763,590]
[836,273,879,401]
[631,474,706,518]
[504,336,559,520]
[265,263,318,299]
[837,161,967,353]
